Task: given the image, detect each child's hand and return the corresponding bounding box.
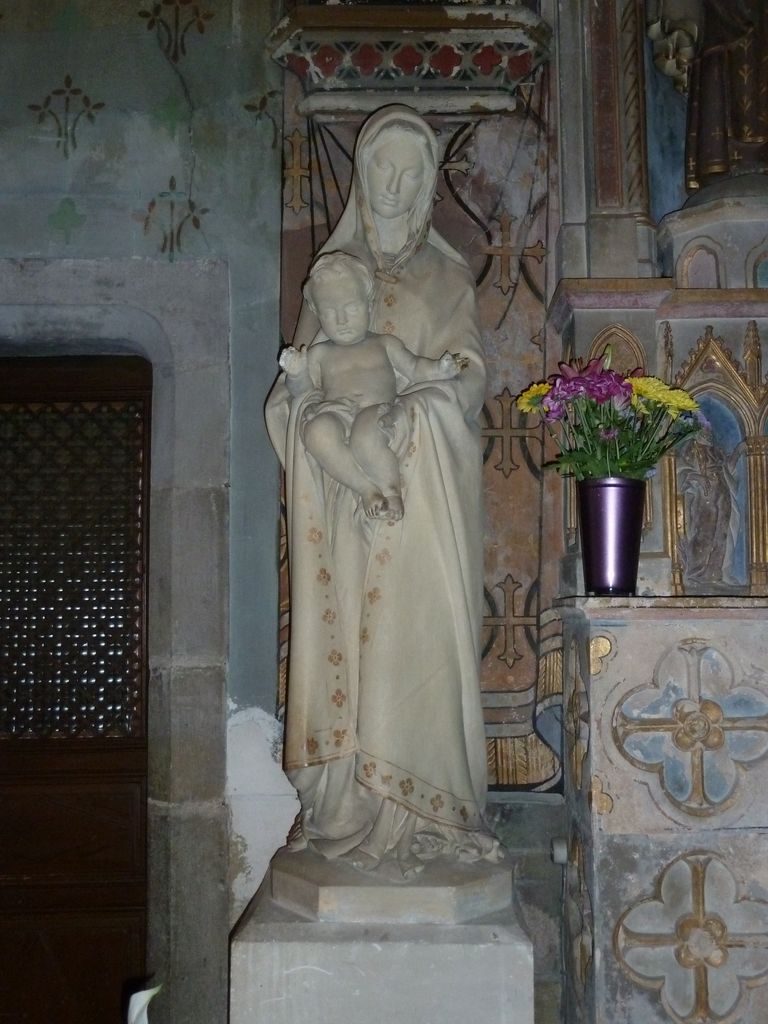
[438,352,467,377]
[279,345,307,376]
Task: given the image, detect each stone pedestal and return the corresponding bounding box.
[230,850,534,1024]
[556,597,768,1024]
[658,179,768,288]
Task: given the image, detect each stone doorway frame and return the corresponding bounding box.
[0,257,231,1024]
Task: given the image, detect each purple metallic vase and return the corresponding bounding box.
[577,476,645,596]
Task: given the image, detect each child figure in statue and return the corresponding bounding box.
[280,251,466,521]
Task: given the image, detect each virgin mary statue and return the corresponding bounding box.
[266,106,500,877]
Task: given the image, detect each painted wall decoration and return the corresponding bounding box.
[48,198,87,244]
[143,175,209,262]
[138,0,215,65]
[244,90,280,149]
[132,0,217,260]
[28,74,104,158]
[616,851,768,1024]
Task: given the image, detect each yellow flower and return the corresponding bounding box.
[630,376,668,402]
[630,377,698,417]
[516,381,551,413]
[665,387,699,413]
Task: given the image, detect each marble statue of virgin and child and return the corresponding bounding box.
[266,105,501,878]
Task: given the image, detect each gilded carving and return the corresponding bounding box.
[613,639,768,817]
[566,639,589,792]
[589,635,613,676]
[616,851,768,1024]
[588,775,614,816]
[565,832,594,1000]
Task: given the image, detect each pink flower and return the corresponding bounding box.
[541,393,565,421]
[556,354,605,380]
[549,359,631,406]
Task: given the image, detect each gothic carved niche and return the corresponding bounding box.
[616,851,768,1024]
[668,323,768,594]
[588,323,645,376]
[680,242,722,289]
[745,236,768,289]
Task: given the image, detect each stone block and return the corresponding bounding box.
[487,796,566,981]
[169,802,230,1024]
[658,192,768,288]
[230,886,533,1024]
[147,485,173,663]
[174,362,230,489]
[170,485,228,662]
[535,979,563,1024]
[169,665,227,802]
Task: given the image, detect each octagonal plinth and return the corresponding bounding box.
[270,848,513,925]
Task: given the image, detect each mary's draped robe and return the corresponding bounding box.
[266,106,498,870]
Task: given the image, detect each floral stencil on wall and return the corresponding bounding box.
[139,0,214,65]
[244,90,280,149]
[28,75,104,159]
[142,175,209,261]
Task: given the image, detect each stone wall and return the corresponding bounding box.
[0,3,288,1020]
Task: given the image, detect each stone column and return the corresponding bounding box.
[555,0,655,280]
[745,436,768,592]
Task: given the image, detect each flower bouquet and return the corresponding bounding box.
[516,349,702,595]
[516,349,702,481]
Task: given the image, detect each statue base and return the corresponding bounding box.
[230,849,534,1024]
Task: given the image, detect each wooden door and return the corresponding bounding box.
[0,357,151,1023]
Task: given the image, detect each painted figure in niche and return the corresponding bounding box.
[678,430,745,588]
[266,106,499,877]
[279,251,468,523]
[650,1,768,191]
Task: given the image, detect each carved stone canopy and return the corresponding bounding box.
[268,4,551,119]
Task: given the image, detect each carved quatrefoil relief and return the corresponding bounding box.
[612,639,768,817]
[616,852,768,1024]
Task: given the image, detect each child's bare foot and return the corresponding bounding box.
[363,489,388,519]
[382,494,404,520]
